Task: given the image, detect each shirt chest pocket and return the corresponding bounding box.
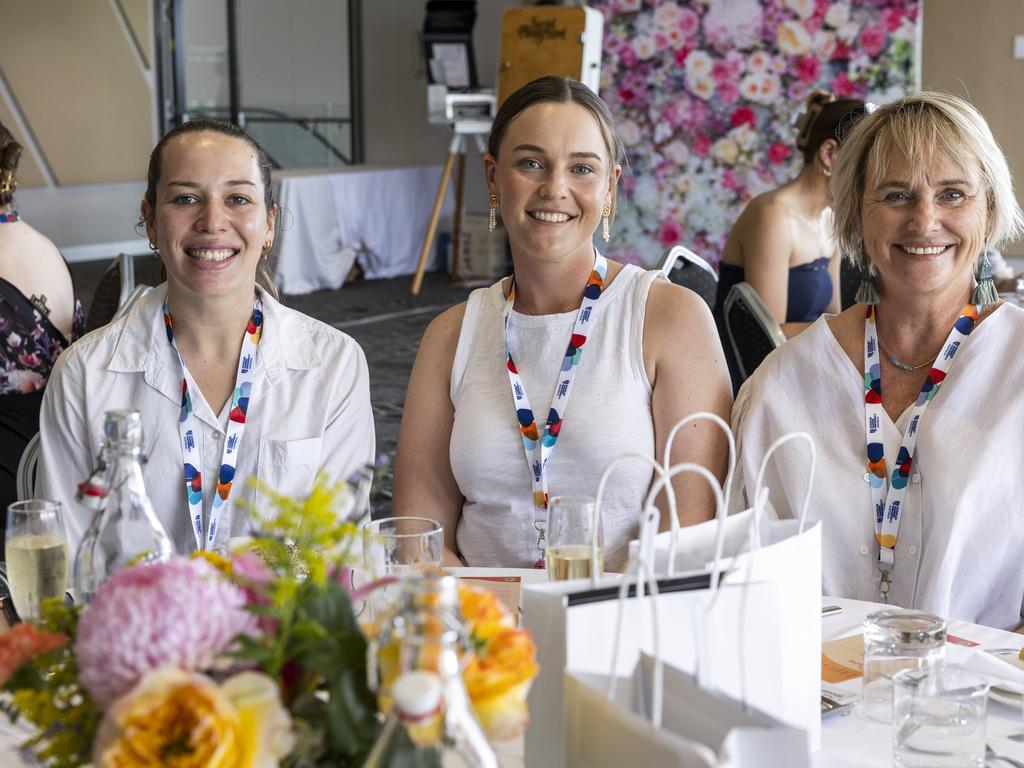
[254,436,323,513]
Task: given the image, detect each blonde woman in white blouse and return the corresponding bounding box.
[733,92,1024,630]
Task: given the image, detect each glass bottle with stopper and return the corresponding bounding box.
[364,573,497,767]
[73,409,174,603]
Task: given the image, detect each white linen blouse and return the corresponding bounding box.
[37,283,375,556]
[732,305,1024,630]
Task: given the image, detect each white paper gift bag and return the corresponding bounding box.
[634,432,822,748]
[524,431,807,767]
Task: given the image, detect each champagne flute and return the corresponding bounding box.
[4,500,68,621]
[362,517,443,622]
[545,496,603,581]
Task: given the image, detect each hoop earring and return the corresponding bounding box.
[149,240,158,252]
[488,194,498,232]
[601,204,611,243]
[971,243,998,305]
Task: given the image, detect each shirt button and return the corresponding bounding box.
[213,431,224,440]
[859,544,869,556]
[908,545,918,555]
[863,472,871,483]
[911,473,921,484]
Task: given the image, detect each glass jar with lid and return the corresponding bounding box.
[860,608,946,723]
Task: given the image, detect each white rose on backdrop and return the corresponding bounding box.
[711,137,740,165]
[654,2,683,30]
[824,2,850,29]
[663,139,691,166]
[702,0,763,51]
[685,50,714,79]
[746,50,771,73]
[730,123,759,152]
[653,121,674,144]
[619,0,641,11]
[688,74,716,101]
[785,0,815,20]
[776,19,813,56]
[634,35,657,60]
[837,20,861,43]
[739,72,781,105]
[619,119,642,146]
[813,30,838,58]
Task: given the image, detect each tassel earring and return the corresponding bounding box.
[971,246,999,305]
[601,204,611,242]
[488,194,498,232]
[855,257,879,306]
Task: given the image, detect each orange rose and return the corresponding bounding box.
[463,629,539,740]
[0,623,67,687]
[459,584,514,643]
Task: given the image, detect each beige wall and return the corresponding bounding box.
[921,0,1024,254]
[0,1,155,187]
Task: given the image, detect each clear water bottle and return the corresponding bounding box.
[364,573,497,768]
[73,410,174,603]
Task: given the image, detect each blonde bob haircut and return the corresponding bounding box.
[831,91,1024,271]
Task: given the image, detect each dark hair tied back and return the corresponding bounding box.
[795,91,868,165]
[0,121,23,206]
[143,119,280,300]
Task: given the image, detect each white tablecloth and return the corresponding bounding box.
[272,165,453,294]
[3,594,1020,766]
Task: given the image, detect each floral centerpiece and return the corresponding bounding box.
[0,476,538,767]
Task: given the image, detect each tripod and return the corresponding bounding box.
[410,119,490,296]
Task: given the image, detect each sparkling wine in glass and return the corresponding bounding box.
[545,496,603,581]
[5,500,67,621]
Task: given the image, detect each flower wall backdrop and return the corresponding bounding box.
[591,0,920,266]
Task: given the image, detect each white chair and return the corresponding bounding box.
[16,432,40,501]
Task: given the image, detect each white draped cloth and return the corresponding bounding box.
[731,305,1024,630]
[272,166,453,294]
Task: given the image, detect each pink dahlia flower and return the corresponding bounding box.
[75,556,259,706]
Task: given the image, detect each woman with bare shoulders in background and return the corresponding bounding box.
[0,122,84,550]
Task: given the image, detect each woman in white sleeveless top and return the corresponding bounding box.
[393,77,732,569]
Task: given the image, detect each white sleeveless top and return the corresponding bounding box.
[450,265,662,569]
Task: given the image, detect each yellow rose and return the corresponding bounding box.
[464,629,539,741]
[459,584,514,643]
[94,668,294,768]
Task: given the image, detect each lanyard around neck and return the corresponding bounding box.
[863,303,979,595]
[163,300,263,551]
[503,251,608,562]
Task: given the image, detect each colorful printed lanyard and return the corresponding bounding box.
[503,251,608,567]
[863,303,979,600]
[163,300,263,551]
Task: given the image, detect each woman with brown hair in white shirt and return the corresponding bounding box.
[37,121,374,555]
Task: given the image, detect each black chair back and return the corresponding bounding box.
[85,254,136,332]
[659,245,718,309]
[723,282,786,383]
[839,257,863,310]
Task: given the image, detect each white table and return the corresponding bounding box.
[4,593,1020,766]
[272,165,453,294]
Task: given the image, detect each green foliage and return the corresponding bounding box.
[5,598,99,768]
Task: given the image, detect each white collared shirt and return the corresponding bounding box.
[732,305,1024,631]
[37,283,375,556]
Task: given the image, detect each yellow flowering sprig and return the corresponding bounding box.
[5,597,100,768]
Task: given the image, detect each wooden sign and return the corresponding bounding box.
[497,7,602,106]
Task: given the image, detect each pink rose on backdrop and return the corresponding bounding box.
[796,54,821,84]
[657,218,685,248]
[768,142,792,164]
[880,7,905,31]
[678,8,700,36]
[717,80,740,105]
[620,44,638,68]
[721,169,741,191]
[831,71,860,98]
[692,135,712,158]
[730,107,757,128]
[859,25,887,57]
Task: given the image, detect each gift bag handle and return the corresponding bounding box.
[592,451,675,587]
[753,431,817,535]
[607,463,724,730]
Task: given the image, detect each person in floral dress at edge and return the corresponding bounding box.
[392,77,732,571]
[0,121,84,553]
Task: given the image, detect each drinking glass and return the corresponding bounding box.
[544,496,603,581]
[362,517,444,621]
[861,609,946,723]
[893,665,988,768]
[4,500,68,621]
